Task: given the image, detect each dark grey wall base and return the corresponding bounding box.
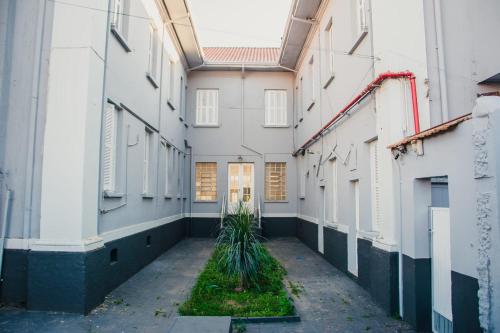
[0,249,28,306]
[296,218,318,252]
[261,217,297,238]
[187,217,220,238]
[323,227,348,273]
[356,238,399,315]
[451,271,481,333]
[1,218,187,314]
[402,254,431,332]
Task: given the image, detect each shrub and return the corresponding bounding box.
[216,201,265,289]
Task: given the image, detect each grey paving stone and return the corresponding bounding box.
[167,316,231,333]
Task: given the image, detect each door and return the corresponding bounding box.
[349,180,360,276]
[228,163,254,213]
[431,207,453,333]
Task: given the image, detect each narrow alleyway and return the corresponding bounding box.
[0,238,414,333]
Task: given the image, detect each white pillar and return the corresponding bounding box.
[472,96,500,332]
[38,0,108,251]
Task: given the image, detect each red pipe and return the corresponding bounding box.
[293,71,420,156]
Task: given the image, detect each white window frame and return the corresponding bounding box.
[331,159,338,223]
[103,103,119,193]
[147,23,158,80]
[177,151,182,197]
[357,0,368,36]
[264,90,287,126]
[307,56,315,110]
[179,76,185,120]
[112,0,124,32]
[265,162,287,202]
[195,162,217,201]
[164,143,172,197]
[325,19,335,83]
[142,129,153,195]
[369,139,381,231]
[299,164,306,199]
[196,89,219,126]
[168,60,176,109]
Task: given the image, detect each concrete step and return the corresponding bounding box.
[167,316,232,333]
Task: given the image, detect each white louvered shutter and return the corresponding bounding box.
[103,104,117,192]
[196,89,218,125]
[265,90,286,126]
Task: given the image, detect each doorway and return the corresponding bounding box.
[228,163,254,212]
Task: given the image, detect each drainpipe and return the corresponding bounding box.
[240,64,262,156]
[97,0,113,220]
[433,0,449,123]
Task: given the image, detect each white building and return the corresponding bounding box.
[1,0,499,332]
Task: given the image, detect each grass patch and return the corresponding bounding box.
[179,247,295,317]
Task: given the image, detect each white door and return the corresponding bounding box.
[431,207,453,333]
[228,163,254,213]
[349,180,360,276]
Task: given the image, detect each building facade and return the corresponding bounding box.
[1,0,500,332]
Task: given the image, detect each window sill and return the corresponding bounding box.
[103,191,124,199]
[167,99,176,111]
[299,196,305,200]
[177,194,182,199]
[110,25,131,53]
[141,193,154,199]
[323,74,335,89]
[164,194,174,199]
[263,124,290,128]
[146,72,159,89]
[192,124,220,128]
[357,229,380,241]
[193,200,218,203]
[264,200,289,203]
[307,100,315,111]
[348,30,368,55]
[179,116,184,122]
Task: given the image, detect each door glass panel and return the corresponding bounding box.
[242,164,252,202]
[229,164,240,204]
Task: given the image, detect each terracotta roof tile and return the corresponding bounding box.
[202,47,280,65]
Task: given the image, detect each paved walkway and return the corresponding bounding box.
[0,238,415,333]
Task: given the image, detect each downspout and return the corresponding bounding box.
[433,0,449,123]
[240,64,263,156]
[97,0,113,221]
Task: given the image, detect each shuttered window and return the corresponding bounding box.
[147,24,158,78]
[370,140,381,231]
[143,129,153,194]
[196,89,218,125]
[265,162,287,201]
[103,103,118,192]
[177,151,182,197]
[196,162,217,201]
[331,159,338,223]
[265,90,287,126]
[164,143,171,196]
[326,20,334,77]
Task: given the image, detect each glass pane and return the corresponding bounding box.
[229,164,240,203]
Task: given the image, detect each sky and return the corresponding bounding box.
[187,0,292,47]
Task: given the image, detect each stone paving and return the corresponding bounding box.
[0,238,415,333]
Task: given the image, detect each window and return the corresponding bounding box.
[298,77,304,120]
[265,162,287,201]
[111,0,129,37]
[308,56,315,110]
[357,0,368,36]
[164,143,171,196]
[369,140,381,231]
[265,90,287,126]
[177,151,182,197]
[147,24,158,80]
[179,76,185,120]
[168,60,176,108]
[103,103,119,193]
[195,162,217,201]
[143,129,153,195]
[331,159,338,223]
[325,19,335,78]
[299,163,306,199]
[196,89,219,126]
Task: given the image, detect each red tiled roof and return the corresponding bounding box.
[202,47,280,65]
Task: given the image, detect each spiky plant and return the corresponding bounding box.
[216,201,265,289]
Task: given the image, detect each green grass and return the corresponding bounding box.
[178,247,295,317]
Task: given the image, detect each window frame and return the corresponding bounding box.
[265,162,287,202]
[195,162,218,202]
[110,0,131,52]
[264,89,288,127]
[167,60,176,110]
[103,103,119,194]
[331,158,338,224]
[307,56,316,111]
[324,18,335,88]
[146,23,159,87]
[195,89,219,126]
[142,128,154,197]
[164,142,172,198]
